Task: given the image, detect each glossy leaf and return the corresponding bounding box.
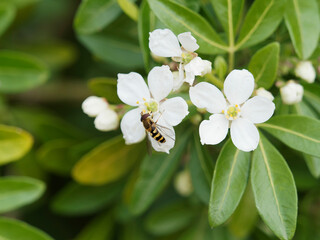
[0,217,53,240]
[249,42,280,89]
[0,176,45,213]
[189,132,214,204]
[0,50,49,93]
[74,0,122,34]
[88,77,121,104]
[0,2,15,37]
[209,139,251,227]
[210,0,244,44]
[75,212,114,240]
[236,0,286,49]
[228,183,258,238]
[284,0,320,59]
[303,83,320,114]
[51,181,122,216]
[129,131,190,215]
[144,201,195,235]
[72,136,145,185]
[37,139,77,176]
[138,0,153,71]
[251,134,297,240]
[258,115,320,157]
[0,124,33,165]
[117,0,138,21]
[292,101,320,178]
[78,33,144,69]
[148,0,228,54]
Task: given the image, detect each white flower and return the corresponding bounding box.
[149,29,211,87]
[82,96,119,131]
[189,69,275,152]
[255,87,274,101]
[280,80,304,105]
[174,169,193,196]
[117,65,189,154]
[295,61,316,83]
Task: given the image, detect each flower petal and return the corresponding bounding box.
[230,118,259,152]
[117,72,150,106]
[148,65,173,101]
[120,108,146,144]
[185,57,211,76]
[241,96,275,124]
[82,96,108,117]
[149,29,182,57]
[160,97,189,126]
[172,71,184,92]
[199,114,229,145]
[224,69,254,105]
[189,82,227,114]
[178,32,199,52]
[94,109,119,131]
[149,118,175,154]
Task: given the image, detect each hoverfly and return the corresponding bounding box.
[140,111,166,143]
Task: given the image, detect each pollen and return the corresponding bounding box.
[143,98,146,101]
[224,105,241,120]
[136,101,139,104]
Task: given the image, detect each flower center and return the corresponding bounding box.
[137,98,159,113]
[223,104,241,120]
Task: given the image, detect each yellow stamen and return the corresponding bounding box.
[136,101,139,104]
[221,110,224,113]
[235,104,238,107]
[143,98,146,101]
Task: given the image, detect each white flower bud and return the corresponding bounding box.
[255,87,274,101]
[82,96,108,117]
[174,170,193,196]
[94,109,119,131]
[280,80,304,105]
[295,61,316,83]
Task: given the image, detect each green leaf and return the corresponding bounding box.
[0,124,33,165]
[236,0,286,49]
[208,139,250,227]
[210,0,244,45]
[284,0,320,59]
[9,0,40,9]
[214,56,227,80]
[72,136,145,185]
[0,176,45,213]
[248,42,280,89]
[117,0,138,21]
[189,132,214,204]
[148,0,228,54]
[51,181,122,216]
[37,139,78,176]
[302,82,320,114]
[0,50,49,93]
[75,212,114,240]
[228,183,258,238]
[0,2,15,38]
[258,115,320,157]
[144,201,195,235]
[74,0,122,34]
[292,101,320,178]
[0,217,53,240]
[129,131,190,215]
[88,77,121,104]
[251,134,297,240]
[78,32,144,69]
[138,0,153,71]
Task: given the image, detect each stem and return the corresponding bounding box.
[228,50,235,72]
[205,74,224,89]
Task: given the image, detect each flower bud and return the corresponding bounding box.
[280,80,304,105]
[255,87,274,101]
[174,169,193,197]
[94,109,119,131]
[82,96,108,117]
[295,61,316,83]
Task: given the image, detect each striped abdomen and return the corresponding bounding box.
[150,124,166,143]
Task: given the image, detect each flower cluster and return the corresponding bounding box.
[82,28,277,153]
